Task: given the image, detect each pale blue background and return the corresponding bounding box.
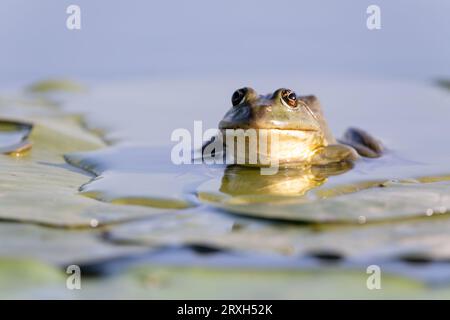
[0,0,449,84]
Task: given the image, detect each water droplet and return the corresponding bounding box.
[90,219,99,227]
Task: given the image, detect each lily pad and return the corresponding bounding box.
[0,223,150,265]
[78,172,205,209]
[204,180,450,223]
[0,259,66,299]
[72,264,440,299]
[0,96,170,227]
[106,205,450,263]
[0,257,436,299]
[64,144,220,209]
[105,208,242,248]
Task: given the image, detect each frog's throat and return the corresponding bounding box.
[219,128,325,166]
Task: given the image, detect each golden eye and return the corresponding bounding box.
[281,89,297,108]
[231,88,248,106]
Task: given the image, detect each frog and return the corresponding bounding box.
[204,87,383,167]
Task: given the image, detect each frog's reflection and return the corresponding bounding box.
[219,162,353,197]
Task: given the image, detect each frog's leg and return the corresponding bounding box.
[311,144,358,165]
[338,127,383,158]
[311,160,354,178]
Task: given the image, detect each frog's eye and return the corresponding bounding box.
[281,89,297,108]
[231,88,248,106]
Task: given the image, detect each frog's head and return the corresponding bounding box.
[219,87,321,132]
[218,87,326,166]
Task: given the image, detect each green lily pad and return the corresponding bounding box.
[0,96,170,227]
[204,181,450,224]
[75,264,442,299]
[64,144,212,209]
[4,256,450,299]
[0,259,66,299]
[0,257,436,299]
[0,223,150,265]
[106,205,450,262]
[106,208,241,249]
[78,172,203,209]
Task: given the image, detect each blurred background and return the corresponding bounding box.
[1,0,449,85]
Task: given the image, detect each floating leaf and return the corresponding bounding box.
[1,257,438,299]
[106,208,240,248]
[0,223,150,265]
[0,96,170,227]
[64,144,221,209]
[106,205,450,263]
[73,264,438,299]
[78,172,205,209]
[204,181,450,223]
[0,259,66,299]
